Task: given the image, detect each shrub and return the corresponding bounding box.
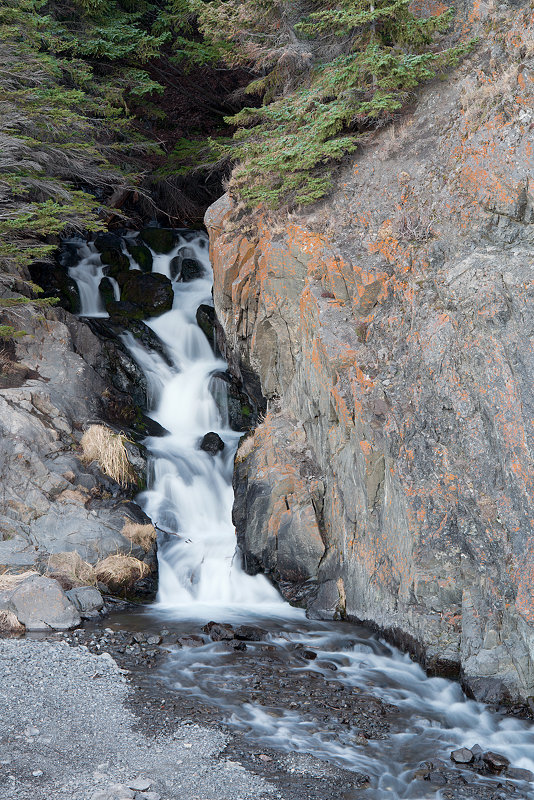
[80,424,137,487]
[196,0,474,208]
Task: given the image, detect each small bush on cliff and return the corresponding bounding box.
[196,0,472,208]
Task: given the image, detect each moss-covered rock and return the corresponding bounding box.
[196,303,215,345]
[99,277,116,310]
[28,262,80,314]
[100,248,130,276]
[139,227,175,254]
[94,232,123,253]
[125,240,153,273]
[120,272,173,317]
[180,258,205,282]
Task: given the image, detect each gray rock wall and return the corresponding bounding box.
[206,2,534,706]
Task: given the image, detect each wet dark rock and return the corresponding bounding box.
[139,227,175,254]
[125,240,153,272]
[202,621,234,641]
[169,256,181,280]
[180,258,204,282]
[200,432,225,455]
[176,634,205,648]
[507,767,534,782]
[234,625,267,642]
[223,639,247,651]
[107,299,145,323]
[120,272,173,317]
[28,262,80,314]
[94,232,123,252]
[426,772,447,785]
[482,751,510,773]
[196,304,215,345]
[99,276,116,309]
[100,248,130,275]
[296,648,317,661]
[451,748,474,764]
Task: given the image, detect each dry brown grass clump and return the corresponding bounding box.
[81,425,136,487]
[121,521,157,552]
[0,570,37,591]
[46,552,96,591]
[95,555,150,593]
[0,610,25,637]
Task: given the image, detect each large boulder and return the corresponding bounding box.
[199,432,225,455]
[28,262,80,314]
[120,272,173,317]
[124,240,153,272]
[0,574,80,631]
[139,227,175,254]
[66,586,104,617]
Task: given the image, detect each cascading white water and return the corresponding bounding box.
[67,241,120,317]
[70,229,534,800]
[70,230,292,620]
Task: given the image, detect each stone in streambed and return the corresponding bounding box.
[99,277,116,309]
[482,751,510,773]
[196,304,215,344]
[124,240,153,272]
[199,432,224,455]
[139,227,175,254]
[176,634,205,647]
[94,233,123,252]
[0,574,80,631]
[100,249,130,275]
[450,747,473,764]
[507,767,534,782]
[202,621,234,641]
[66,586,104,617]
[180,258,204,282]
[234,625,267,641]
[120,272,173,317]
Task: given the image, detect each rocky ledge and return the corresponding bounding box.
[206,0,534,708]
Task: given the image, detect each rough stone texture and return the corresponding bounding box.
[0,574,80,630]
[66,586,104,616]
[206,2,534,705]
[0,303,152,572]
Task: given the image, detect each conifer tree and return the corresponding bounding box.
[196,0,472,208]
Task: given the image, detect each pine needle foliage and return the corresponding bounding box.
[196,0,473,208]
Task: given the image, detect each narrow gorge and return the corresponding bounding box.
[1,0,534,798]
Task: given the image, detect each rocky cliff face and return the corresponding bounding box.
[206,1,534,706]
[0,300,154,598]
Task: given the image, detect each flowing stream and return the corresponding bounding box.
[69,230,534,800]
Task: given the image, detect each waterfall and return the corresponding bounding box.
[70,231,293,621]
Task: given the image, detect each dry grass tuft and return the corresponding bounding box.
[95,555,150,593]
[46,551,96,591]
[0,570,37,591]
[0,610,25,637]
[81,424,136,487]
[121,521,157,552]
[235,432,257,463]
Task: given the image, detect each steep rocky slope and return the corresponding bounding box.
[207,1,534,706]
[0,297,155,623]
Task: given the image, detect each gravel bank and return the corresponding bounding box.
[0,638,275,800]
